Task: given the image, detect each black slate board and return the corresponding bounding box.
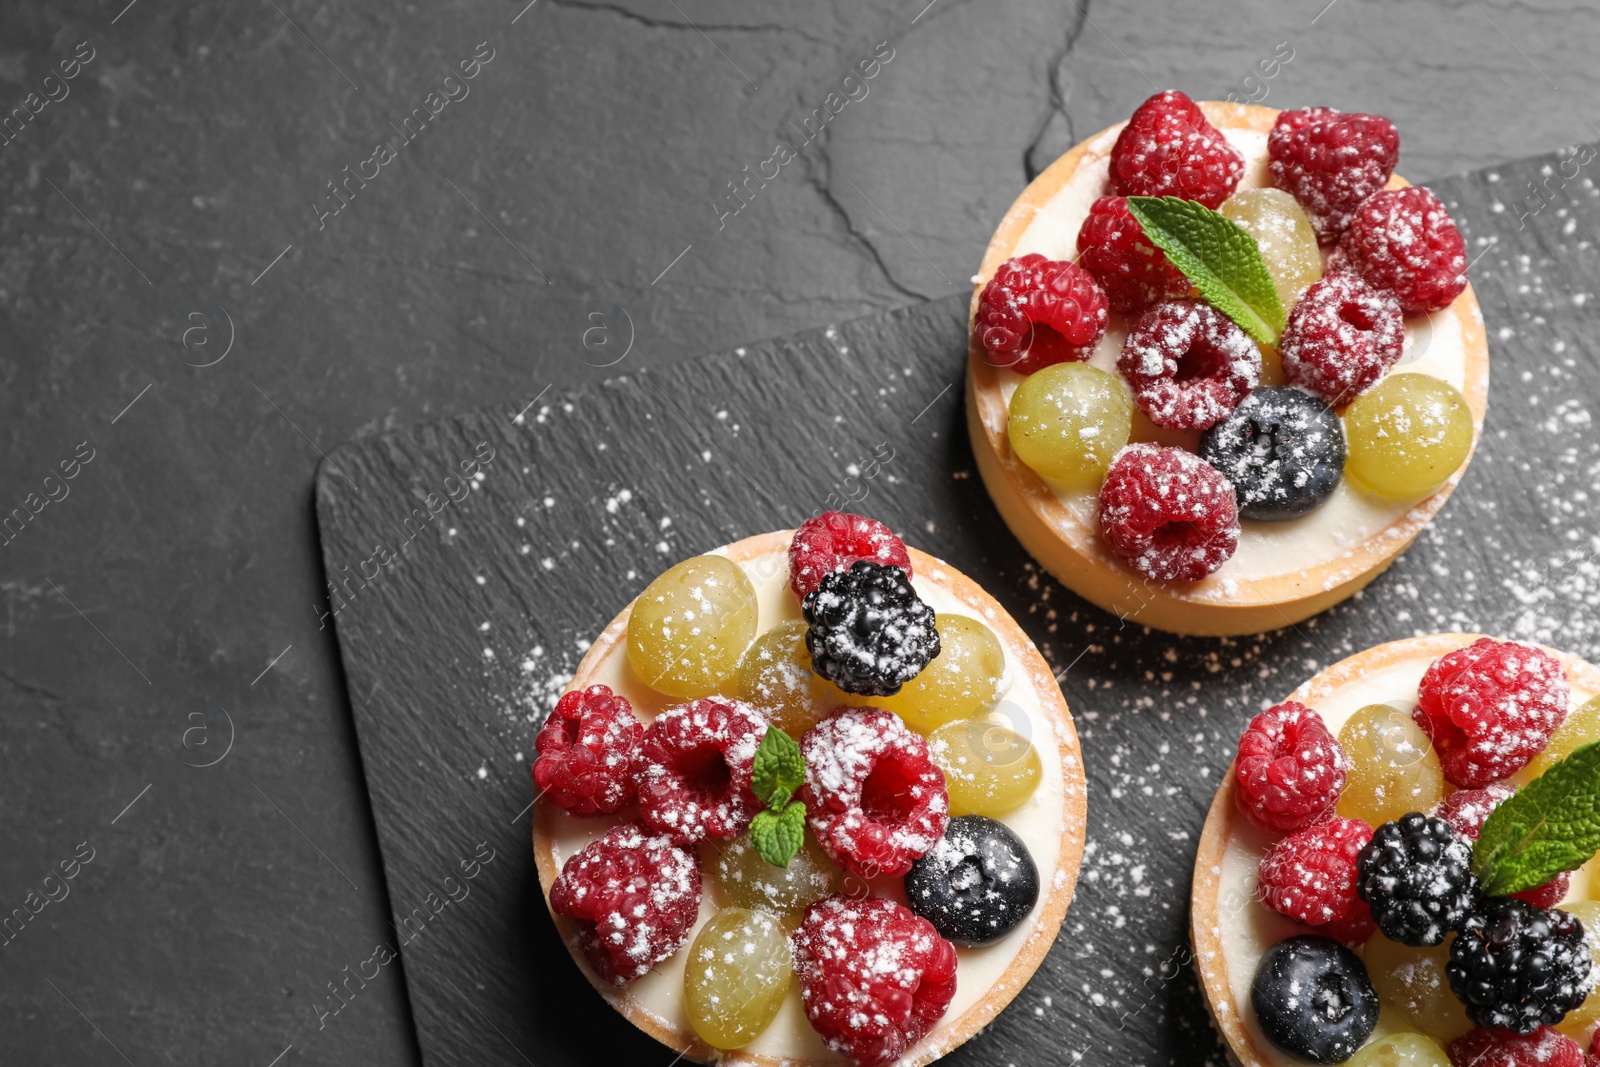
[315,145,1600,1067]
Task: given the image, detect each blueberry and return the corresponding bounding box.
[1251,935,1378,1064]
[1199,387,1345,521]
[904,815,1038,946]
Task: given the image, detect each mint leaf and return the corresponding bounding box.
[1124,196,1288,345]
[1473,740,1600,895]
[751,726,805,810]
[749,801,807,868]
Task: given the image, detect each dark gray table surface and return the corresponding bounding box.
[3,1,1597,1064]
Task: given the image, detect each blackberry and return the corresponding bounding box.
[1199,387,1347,521]
[802,561,939,697]
[1356,812,1476,946]
[1448,898,1594,1034]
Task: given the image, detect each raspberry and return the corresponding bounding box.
[1448,1027,1585,1067]
[1098,443,1240,583]
[788,511,912,599]
[1267,107,1400,243]
[803,562,940,698]
[533,685,643,816]
[1449,897,1594,1033]
[1278,273,1405,406]
[1075,195,1192,314]
[974,254,1109,374]
[1108,89,1244,208]
[791,895,958,1067]
[1357,812,1477,947]
[633,698,765,844]
[548,824,701,985]
[799,707,949,878]
[1256,817,1375,943]
[1412,638,1571,788]
[1118,300,1261,430]
[1435,785,1571,908]
[1340,186,1468,314]
[1234,701,1348,834]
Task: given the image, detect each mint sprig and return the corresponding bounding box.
[749,727,808,867]
[1472,740,1600,896]
[750,801,807,868]
[1125,196,1288,345]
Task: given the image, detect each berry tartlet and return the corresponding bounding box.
[532,515,1087,1066]
[968,94,1489,635]
[1192,633,1600,1065]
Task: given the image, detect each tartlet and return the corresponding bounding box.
[532,526,1087,1066]
[1191,633,1600,1065]
[966,98,1489,636]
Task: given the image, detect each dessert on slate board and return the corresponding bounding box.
[1192,633,1600,1066]
[966,92,1488,636]
[531,514,1087,1066]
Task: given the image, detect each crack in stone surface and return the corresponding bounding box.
[544,0,831,45]
[1023,1,1092,183]
[801,138,930,303]
[0,664,62,703]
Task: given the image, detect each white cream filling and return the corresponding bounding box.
[1211,654,1599,1066]
[1002,126,1470,589]
[545,549,1070,1062]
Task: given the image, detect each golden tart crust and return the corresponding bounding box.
[966,102,1489,636]
[533,531,1087,1065]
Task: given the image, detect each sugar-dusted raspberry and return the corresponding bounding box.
[634,698,765,844]
[533,685,644,816]
[1098,444,1240,583]
[974,253,1109,374]
[1235,701,1348,834]
[1109,89,1244,208]
[1340,186,1468,314]
[1278,273,1405,406]
[1435,785,1572,908]
[1257,817,1375,943]
[548,824,701,985]
[1075,195,1192,314]
[791,895,958,1067]
[1412,638,1570,788]
[1118,300,1261,430]
[1267,107,1400,243]
[788,511,912,599]
[799,707,948,878]
[1448,1027,1585,1067]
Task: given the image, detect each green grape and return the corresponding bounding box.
[715,834,837,917]
[1220,188,1323,309]
[1007,363,1132,488]
[929,717,1042,816]
[875,614,1006,734]
[736,620,848,739]
[1345,1033,1450,1067]
[1336,703,1446,830]
[1557,900,1600,1044]
[1364,935,1473,1043]
[1344,374,1474,499]
[1530,695,1600,777]
[626,555,757,699]
[683,908,792,1049]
